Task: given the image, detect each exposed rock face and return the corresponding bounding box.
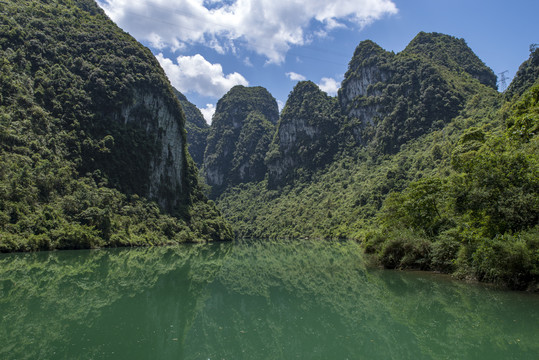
[18,0,196,215]
[338,33,493,153]
[267,81,342,187]
[39,1,194,215]
[338,41,393,146]
[115,89,186,211]
[0,0,234,247]
[173,89,209,168]
[201,32,497,195]
[339,41,393,104]
[204,85,278,197]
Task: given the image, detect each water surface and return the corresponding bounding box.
[1,240,538,359]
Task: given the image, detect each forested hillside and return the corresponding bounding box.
[210,36,538,290]
[0,0,232,251]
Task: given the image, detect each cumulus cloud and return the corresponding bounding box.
[155,53,248,98]
[98,0,398,63]
[286,72,306,81]
[318,77,340,95]
[200,103,216,124]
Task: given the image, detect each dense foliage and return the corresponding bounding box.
[0,0,232,251]
[215,36,538,290]
[505,48,539,99]
[367,81,538,290]
[402,32,497,89]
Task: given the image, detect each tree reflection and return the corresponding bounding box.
[1,241,538,360]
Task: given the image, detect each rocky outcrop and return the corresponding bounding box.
[338,41,393,146]
[115,88,186,211]
[337,33,492,153]
[267,81,342,187]
[339,41,393,104]
[0,0,233,248]
[173,89,209,168]
[204,85,278,197]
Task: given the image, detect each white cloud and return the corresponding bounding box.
[98,0,398,63]
[200,103,216,124]
[277,100,285,112]
[156,53,248,98]
[318,77,340,95]
[147,32,166,50]
[286,72,306,81]
[243,57,253,67]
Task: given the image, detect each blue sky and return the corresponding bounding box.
[97,0,539,123]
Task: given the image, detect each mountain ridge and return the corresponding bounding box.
[0,0,232,251]
[207,32,538,290]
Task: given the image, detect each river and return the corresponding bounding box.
[1,240,538,359]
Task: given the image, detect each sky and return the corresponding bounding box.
[96,0,539,124]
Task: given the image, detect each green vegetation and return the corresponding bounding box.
[218,87,497,240]
[368,81,539,290]
[215,37,538,290]
[338,33,496,154]
[0,0,232,251]
[402,32,497,89]
[1,0,536,294]
[505,48,539,99]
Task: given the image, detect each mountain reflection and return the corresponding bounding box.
[0,244,228,360]
[1,240,538,360]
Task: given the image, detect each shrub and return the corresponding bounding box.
[378,228,432,270]
[431,231,461,273]
[52,222,103,250]
[472,233,534,290]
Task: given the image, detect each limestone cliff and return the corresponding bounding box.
[339,40,392,117]
[111,88,187,212]
[46,1,194,214]
[266,81,342,186]
[174,89,209,168]
[0,0,233,249]
[338,32,495,153]
[204,86,278,197]
[264,33,497,188]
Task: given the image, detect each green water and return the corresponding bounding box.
[1,240,538,360]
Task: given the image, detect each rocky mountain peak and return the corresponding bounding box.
[402,32,497,88]
[337,32,495,153]
[203,85,278,197]
[266,81,342,187]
